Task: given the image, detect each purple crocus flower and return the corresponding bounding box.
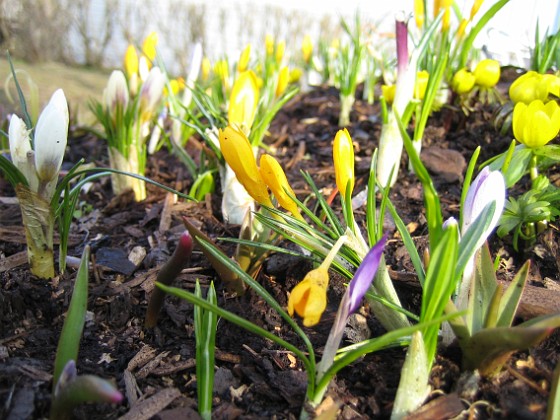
[317,235,387,378]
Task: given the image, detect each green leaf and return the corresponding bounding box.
[53,246,90,388]
[468,243,498,334]
[496,260,530,327]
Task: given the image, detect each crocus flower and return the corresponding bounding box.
[333,128,354,198]
[456,18,468,39]
[451,68,475,94]
[265,34,275,57]
[201,57,211,82]
[513,100,560,148]
[381,84,396,104]
[139,67,165,122]
[124,44,139,80]
[302,35,313,64]
[316,235,387,377]
[414,0,425,29]
[414,70,429,100]
[34,89,69,185]
[103,70,129,112]
[275,40,286,63]
[8,115,33,185]
[441,0,452,32]
[141,31,158,67]
[228,70,259,132]
[219,125,273,207]
[275,66,290,98]
[237,44,251,73]
[473,59,500,88]
[259,154,303,220]
[470,0,484,20]
[287,266,330,327]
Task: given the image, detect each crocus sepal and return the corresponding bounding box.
[16,184,55,279]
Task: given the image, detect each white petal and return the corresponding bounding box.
[9,115,31,169]
[34,89,69,182]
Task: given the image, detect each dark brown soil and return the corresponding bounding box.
[1,80,559,420]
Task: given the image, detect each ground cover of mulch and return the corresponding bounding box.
[1,75,560,419]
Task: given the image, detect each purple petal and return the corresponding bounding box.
[347,235,387,314]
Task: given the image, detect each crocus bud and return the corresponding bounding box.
[414,70,430,100]
[414,0,425,29]
[265,34,274,57]
[201,57,211,82]
[451,68,475,94]
[381,84,396,104]
[513,100,560,148]
[288,267,329,327]
[470,0,484,21]
[275,66,289,98]
[139,67,165,120]
[473,59,500,88]
[103,70,129,111]
[141,31,159,67]
[34,89,69,183]
[333,128,355,198]
[124,44,139,80]
[8,114,32,177]
[259,154,303,220]
[228,70,259,131]
[237,44,251,73]
[302,35,313,64]
[275,40,286,63]
[219,125,273,207]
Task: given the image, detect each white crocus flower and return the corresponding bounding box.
[34,89,69,185]
[139,67,165,120]
[8,115,35,186]
[103,70,129,111]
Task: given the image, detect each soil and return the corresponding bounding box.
[1,76,559,420]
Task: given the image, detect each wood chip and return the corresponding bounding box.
[123,369,141,407]
[0,251,28,272]
[118,387,181,420]
[136,351,170,379]
[404,393,464,420]
[127,345,157,371]
[151,358,196,376]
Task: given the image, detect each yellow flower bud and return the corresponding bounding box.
[333,128,355,197]
[442,1,452,32]
[302,35,313,64]
[451,68,476,94]
[513,100,560,148]
[219,126,273,207]
[141,31,159,68]
[265,34,275,57]
[228,70,259,131]
[214,59,230,92]
[289,68,303,84]
[275,66,289,98]
[456,18,468,39]
[433,0,442,18]
[276,40,286,63]
[414,0,425,29]
[414,70,430,100]
[287,267,329,327]
[470,0,484,21]
[237,44,251,73]
[201,57,211,82]
[260,154,303,220]
[124,44,139,80]
[381,84,396,105]
[473,59,500,88]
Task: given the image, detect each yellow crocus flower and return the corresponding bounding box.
[414,0,425,30]
[228,70,259,132]
[288,267,329,327]
[289,68,302,84]
[141,31,159,68]
[237,44,251,73]
[265,34,275,57]
[302,35,313,64]
[219,125,273,207]
[441,0,452,32]
[473,59,500,88]
[333,128,355,198]
[259,154,303,220]
[513,100,560,148]
[470,0,484,21]
[451,68,475,94]
[275,40,286,63]
[124,44,139,80]
[214,59,231,94]
[201,57,211,82]
[275,66,290,98]
[433,0,442,18]
[456,18,468,39]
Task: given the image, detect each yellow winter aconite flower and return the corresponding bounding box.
[509,71,560,104]
[333,128,355,197]
[473,59,500,88]
[302,35,313,64]
[513,100,560,148]
[381,84,396,105]
[228,70,259,131]
[237,44,251,73]
[287,267,329,327]
[414,0,425,29]
[414,70,430,100]
[275,66,290,98]
[219,125,273,207]
[124,44,139,79]
[259,154,303,220]
[451,68,476,94]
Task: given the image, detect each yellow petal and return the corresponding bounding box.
[237,44,251,73]
[275,66,289,98]
[333,128,355,197]
[142,31,159,65]
[302,35,313,64]
[287,267,329,326]
[124,45,139,79]
[219,126,272,207]
[228,70,259,131]
[260,154,303,220]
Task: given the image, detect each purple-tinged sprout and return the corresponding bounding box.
[317,235,387,378]
[395,16,409,77]
[145,231,194,327]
